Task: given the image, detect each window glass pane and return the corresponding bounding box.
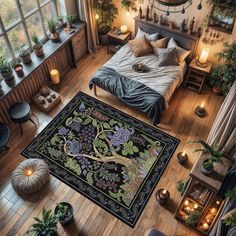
[0,37,10,59]
[39,0,49,6]
[21,0,38,15]
[41,3,55,30]
[8,24,28,54]
[0,0,19,28]
[26,13,44,41]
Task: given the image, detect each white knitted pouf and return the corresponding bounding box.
[11,159,49,195]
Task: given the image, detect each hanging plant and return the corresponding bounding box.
[121,0,137,12]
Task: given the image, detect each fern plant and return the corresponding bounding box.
[47,19,57,34]
[225,185,236,202]
[31,32,42,50]
[0,56,11,74]
[186,210,201,226]
[177,179,190,197]
[223,211,236,227]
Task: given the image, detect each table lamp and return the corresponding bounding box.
[197,47,210,68]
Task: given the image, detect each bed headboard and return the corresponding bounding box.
[134,17,199,63]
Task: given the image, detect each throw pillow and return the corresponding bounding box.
[157,47,179,66]
[129,36,153,57]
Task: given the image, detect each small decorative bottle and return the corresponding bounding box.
[180,19,186,32]
[153,12,157,23]
[139,7,142,19]
[146,6,150,21]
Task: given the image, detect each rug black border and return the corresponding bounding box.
[21,91,180,227]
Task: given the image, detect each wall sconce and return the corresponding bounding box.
[50,69,60,85]
[197,47,210,68]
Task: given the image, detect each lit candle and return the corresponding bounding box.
[95,14,99,20]
[216,201,221,206]
[202,222,209,231]
[156,188,170,205]
[199,47,210,64]
[126,11,130,16]
[184,199,189,206]
[200,102,204,109]
[182,152,186,157]
[50,69,60,85]
[210,208,217,216]
[194,203,198,209]
[25,168,34,176]
[120,25,128,34]
[205,214,214,224]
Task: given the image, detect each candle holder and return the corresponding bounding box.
[195,105,206,117]
[177,152,188,165]
[156,188,170,205]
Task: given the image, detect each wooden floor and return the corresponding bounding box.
[0,47,223,236]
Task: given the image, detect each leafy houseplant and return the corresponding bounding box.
[19,45,32,64]
[31,33,44,57]
[48,19,60,41]
[27,208,59,236]
[121,0,137,12]
[177,179,190,197]
[186,210,201,226]
[0,56,14,82]
[223,211,236,227]
[209,41,236,96]
[191,140,223,175]
[93,0,118,44]
[66,15,77,29]
[54,202,73,225]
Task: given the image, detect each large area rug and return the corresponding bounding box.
[22,92,179,227]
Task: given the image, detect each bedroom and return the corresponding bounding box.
[0,0,235,235]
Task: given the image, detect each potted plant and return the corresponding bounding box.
[27,208,59,236]
[48,18,60,42]
[176,179,190,197]
[56,16,64,29]
[66,15,77,29]
[191,140,223,175]
[209,41,236,96]
[31,32,44,57]
[186,210,201,226]
[93,0,118,45]
[0,56,14,82]
[54,202,73,226]
[13,63,24,77]
[19,45,32,64]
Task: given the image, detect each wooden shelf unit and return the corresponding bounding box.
[175,154,232,235]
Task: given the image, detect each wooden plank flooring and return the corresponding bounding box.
[0,47,223,236]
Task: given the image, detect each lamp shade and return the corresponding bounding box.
[120,25,128,34]
[50,69,60,84]
[199,47,210,64]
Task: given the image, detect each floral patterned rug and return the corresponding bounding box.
[22,92,179,227]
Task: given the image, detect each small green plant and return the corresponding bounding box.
[223,211,236,227]
[56,203,69,221]
[27,208,59,236]
[47,18,57,34]
[225,185,236,202]
[66,14,77,23]
[19,45,30,57]
[177,179,190,196]
[0,56,11,74]
[186,210,201,226]
[31,32,42,50]
[121,0,137,11]
[189,140,223,170]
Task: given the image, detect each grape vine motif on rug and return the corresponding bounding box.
[22,92,179,227]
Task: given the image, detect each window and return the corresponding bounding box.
[0,0,57,60]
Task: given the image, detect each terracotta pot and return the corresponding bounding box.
[0,69,14,82]
[33,46,44,57]
[20,54,32,65]
[212,86,222,95]
[14,64,24,77]
[50,32,60,40]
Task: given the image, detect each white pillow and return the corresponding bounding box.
[167,38,191,62]
[135,27,159,41]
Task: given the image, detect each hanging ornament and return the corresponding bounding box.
[197,0,202,10]
[182,5,185,14]
[166,7,170,16]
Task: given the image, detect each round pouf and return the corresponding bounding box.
[11,159,50,195]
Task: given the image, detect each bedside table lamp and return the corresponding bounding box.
[197,47,210,68]
[120,25,128,34]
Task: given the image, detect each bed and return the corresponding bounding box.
[89,18,199,125]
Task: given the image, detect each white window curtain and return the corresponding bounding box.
[207,81,236,160]
[77,0,99,53]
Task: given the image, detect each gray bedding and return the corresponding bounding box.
[89,66,165,125]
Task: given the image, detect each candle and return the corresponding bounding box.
[210,208,217,216]
[202,222,209,231]
[199,47,210,64]
[205,214,214,224]
[194,203,198,209]
[50,69,60,85]
[156,188,170,205]
[177,152,188,164]
[184,199,189,206]
[216,201,221,206]
[200,102,204,109]
[25,168,34,176]
[120,25,128,34]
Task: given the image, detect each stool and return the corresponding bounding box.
[11,159,50,195]
[9,102,37,135]
[146,228,165,236]
[0,123,10,152]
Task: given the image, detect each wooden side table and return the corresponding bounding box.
[107,30,132,54]
[185,59,213,93]
[175,153,232,235]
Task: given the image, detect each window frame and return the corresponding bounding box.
[0,0,58,60]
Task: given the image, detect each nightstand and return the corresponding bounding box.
[185,59,213,93]
[107,30,132,54]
